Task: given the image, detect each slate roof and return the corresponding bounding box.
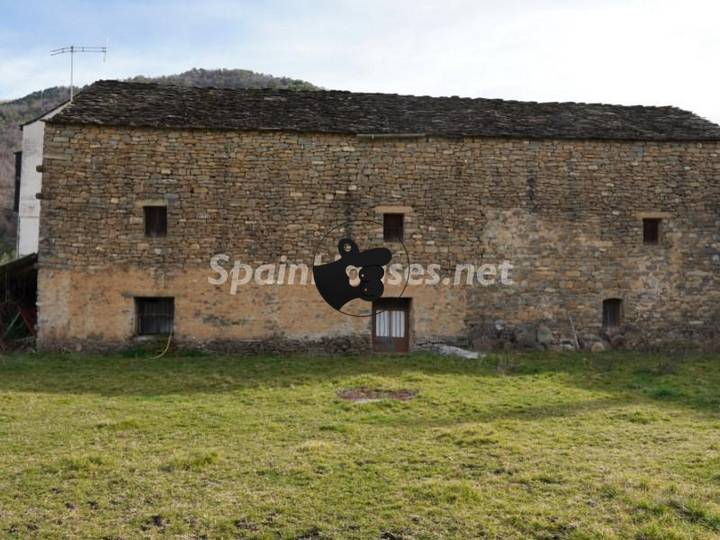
[48,80,720,141]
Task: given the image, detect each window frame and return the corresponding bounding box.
[143,205,168,238]
[135,297,175,336]
[372,298,410,353]
[642,218,661,245]
[383,213,404,242]
[602,298,623,329]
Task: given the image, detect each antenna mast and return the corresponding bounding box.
[50,43,108,101]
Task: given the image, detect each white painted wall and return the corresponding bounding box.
[17,104,67,256]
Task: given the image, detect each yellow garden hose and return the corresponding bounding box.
[150,329,173,359]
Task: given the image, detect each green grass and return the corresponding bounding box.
[0,351,719,539]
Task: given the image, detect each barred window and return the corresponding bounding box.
[135,297,174,335]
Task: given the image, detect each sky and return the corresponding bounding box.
[1,0,719,124]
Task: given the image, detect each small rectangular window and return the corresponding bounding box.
[383,213,404,242]
[602,298,623,328]
[144,206,167,237]
[135,297,174,335]
[643,218,660,244]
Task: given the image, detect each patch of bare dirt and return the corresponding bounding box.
[336,388,417,403]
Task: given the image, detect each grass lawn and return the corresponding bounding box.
[0,351,719,539]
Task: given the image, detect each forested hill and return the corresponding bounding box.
[0,68,318,253]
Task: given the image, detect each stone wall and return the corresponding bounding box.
[37,124,720,351]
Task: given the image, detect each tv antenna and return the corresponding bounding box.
[50,42,108,101]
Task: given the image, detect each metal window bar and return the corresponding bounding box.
[376,310,390,337]
[391,310,405,338]
[136,298,174,335]
[374,309,405,338]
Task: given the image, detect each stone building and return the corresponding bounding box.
[35,80,720,352]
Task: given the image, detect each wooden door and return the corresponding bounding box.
[372,299,410,353]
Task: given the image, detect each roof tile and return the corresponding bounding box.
[48,80,720,141]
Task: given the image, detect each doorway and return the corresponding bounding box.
[372,298,410,353]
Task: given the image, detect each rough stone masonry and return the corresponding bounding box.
[36,81,720,352]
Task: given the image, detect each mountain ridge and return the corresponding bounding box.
[0,68,319,253]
